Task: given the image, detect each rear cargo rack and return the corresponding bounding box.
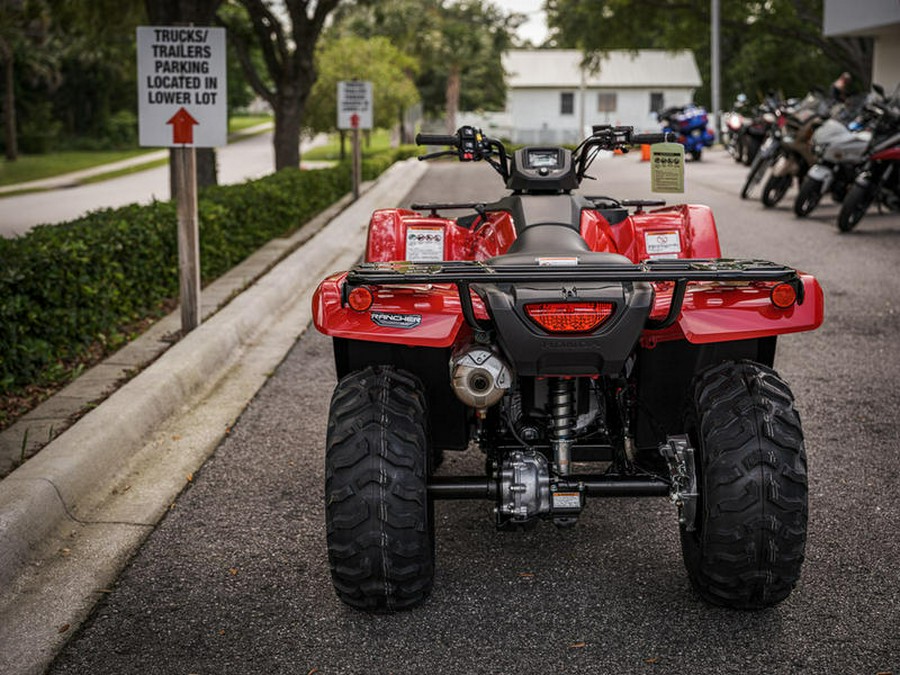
[343,258,804,332]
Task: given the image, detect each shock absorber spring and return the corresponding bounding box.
[549,378,576,475]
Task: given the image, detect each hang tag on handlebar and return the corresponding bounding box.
[650,142,685,193]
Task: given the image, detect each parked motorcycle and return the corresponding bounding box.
[740,106,784,200]
[837,97,900,232]
[313,124,824,612]
[659,104,715,161]
[793,117,871,217]
[792,89,890,217]
[725,94,778,166]
[760,91,830,208]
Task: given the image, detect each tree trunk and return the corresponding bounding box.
[196,147,218,188]
[445,64,461,135]
[273,94,302,170]
[1,42,17,161]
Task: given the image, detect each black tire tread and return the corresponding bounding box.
[762,174,792,207]
[325,366,433,612]
[682,360,808,609]
[837,183,874,232]
[794,176,823,217]
[741,154,771,200]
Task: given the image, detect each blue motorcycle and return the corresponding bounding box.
[659,104,716,160]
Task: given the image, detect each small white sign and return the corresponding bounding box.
[406,226,444,262]
[650,142,685,193]
[137,26,227,147]
[537,257,579,266]
[645,230,682,258]
[552,492,581,509]
[337,81,373,130]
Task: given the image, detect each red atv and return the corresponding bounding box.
[313,126,824,613]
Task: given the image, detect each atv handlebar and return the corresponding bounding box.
[414,126,683,187]
[631,132,680,145]
[415,133,460,147]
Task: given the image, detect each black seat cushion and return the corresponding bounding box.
[489,224,632,266]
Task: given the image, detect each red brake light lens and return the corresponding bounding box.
[347,286,374,312]
[525,302,615,333]
[770,283,797,309]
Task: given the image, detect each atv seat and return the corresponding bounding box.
[491,224,632,266]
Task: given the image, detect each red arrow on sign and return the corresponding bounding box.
[167,107,199,144]
[350,113,360,129]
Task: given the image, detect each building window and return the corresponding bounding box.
[560,92,574,115]
[597,92,617,113]
[650,92,664,113]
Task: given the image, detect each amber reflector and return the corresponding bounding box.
[770,283,797,309]
[348,286,374,312]
[525,302,614,333]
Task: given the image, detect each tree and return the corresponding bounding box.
[332,0,522,131]
[304,36,419,153]
[545,0,874,108]
[219,0,340,171]
[0,0,52,161]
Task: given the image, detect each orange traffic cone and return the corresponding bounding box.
[641,144,651,161]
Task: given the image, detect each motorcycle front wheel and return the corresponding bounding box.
[744,136,761,165]
[740,154,773,200]
[793,177,823,217]
[837,184,876,232]
[762,174,792,207]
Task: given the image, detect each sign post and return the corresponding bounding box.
[337,81,373,200]
[137,26,227,333]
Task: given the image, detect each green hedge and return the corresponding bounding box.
[0,147,417,393]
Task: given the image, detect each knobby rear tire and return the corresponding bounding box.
[325,366,434,612]
[681,361,808,609]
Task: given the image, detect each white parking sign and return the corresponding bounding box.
[137,26,227,147]
[337,81,373,130]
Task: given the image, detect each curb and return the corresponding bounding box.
[0,158,426,593]
[0,186,359,475]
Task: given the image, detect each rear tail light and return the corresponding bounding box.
[347,286,374,312]
[770,283,797,309]
[525,302,615,333]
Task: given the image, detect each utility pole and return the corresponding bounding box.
[711,0,721,144]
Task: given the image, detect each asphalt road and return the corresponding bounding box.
[49,150,899,674]
[0,131,323,237]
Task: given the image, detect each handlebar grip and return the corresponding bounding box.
[415,133,459,146]
[631,132,679,145]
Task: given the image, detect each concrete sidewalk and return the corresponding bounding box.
[0,157,427,675]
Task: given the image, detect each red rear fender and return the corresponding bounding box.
[313,272,479,348]
[675,273,824,344]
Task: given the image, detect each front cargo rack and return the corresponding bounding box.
[343,258,805,332]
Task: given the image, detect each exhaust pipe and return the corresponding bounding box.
[450,346,512,409]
